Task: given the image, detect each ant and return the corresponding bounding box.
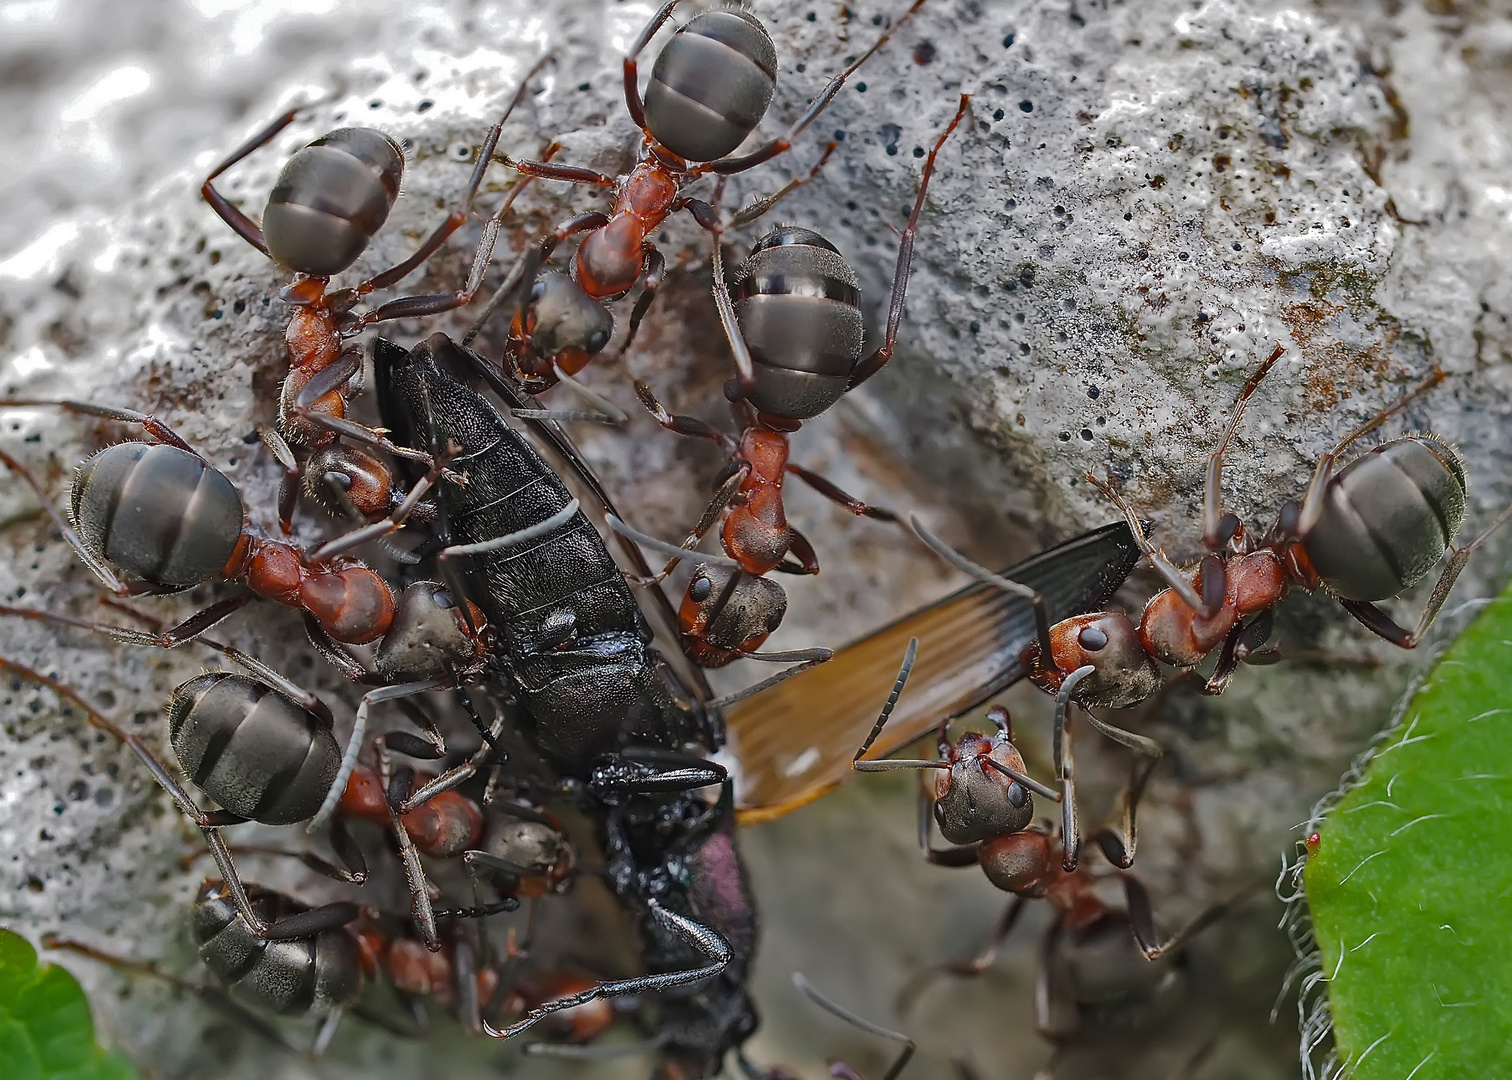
[201,61,546,528]
[612,95,971,667]
[493,0,930,376]
[853,641,1234,1036]
[909,347,1512,770]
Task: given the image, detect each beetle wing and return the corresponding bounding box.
[726,521,1143,822]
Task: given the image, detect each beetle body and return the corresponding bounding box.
[375,333,707,772]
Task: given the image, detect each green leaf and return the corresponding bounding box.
[1303,585,1512,1080]
[0,929,141,1080]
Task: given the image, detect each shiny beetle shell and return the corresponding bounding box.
[734,227,864,420]
[644,9,778,162]
[263,128,404,277]
[1303,435,1468,602]
[166,672,339,826]
[192,887,363,1016]
[70,442,244,590]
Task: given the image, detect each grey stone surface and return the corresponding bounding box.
[2,0,1510,1077]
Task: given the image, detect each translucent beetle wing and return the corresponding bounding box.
[726,521,1143,823]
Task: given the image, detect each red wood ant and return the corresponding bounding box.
[492,0,929,376]
[852,641,1235,1039]
[201,61,546,529]
[610,95,970,668]
[910,348,1512,783]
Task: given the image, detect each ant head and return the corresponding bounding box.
[679,563,787,666]
[1045,612,1160,708]
[374,581,484,682]
[524,272,614,374]
[933,729,1036,845]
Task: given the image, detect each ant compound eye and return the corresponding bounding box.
[430,588,454,609]
[531,281,547,303]
[689,575,713,602]
[1007,781,1027,808]
[586,329,610,353]
[1078,626,1109,651]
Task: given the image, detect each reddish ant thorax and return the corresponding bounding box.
[722,427,792,576]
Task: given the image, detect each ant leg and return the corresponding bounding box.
[622,0,682,131]
[849,94,972,390]
[618,465,748,584]
[495,155,617,190]
[307,678,450,832]
[438,499,581,561]
[1202,610,1275,694]
[726,142,838,230]
[705,0,930,175]
[1033,921,1079,1041]
[1122,876,1238,960]
[391,711,507,815]
[704,651,833,710]
[43,936,301,1053]
[0,445,132,595]
[508,365,629,427]
[634,380,740,452]
[1087,755,1160,870]
[896,895,1030,1014]
[776,526,821,575]
[374,743,442,952]
[337,57,551,310]
[606,513,745,574]
[615,244,666,356]
[709,227,758,396]
[200,105,310,257]
[1053,667,1096,872]
[483,901,731,1039]
[1200,345,1285,552]
[793,973,915,1080]
[1084,472,1207,615]
[1293,368,1447,538]
[786,462,899,521]
[1337,497,1512,648]
[908,515,1058,672]
[0,398,194,449]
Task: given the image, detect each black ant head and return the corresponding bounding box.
[679,564,787,667]
[933,729,1036,845]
